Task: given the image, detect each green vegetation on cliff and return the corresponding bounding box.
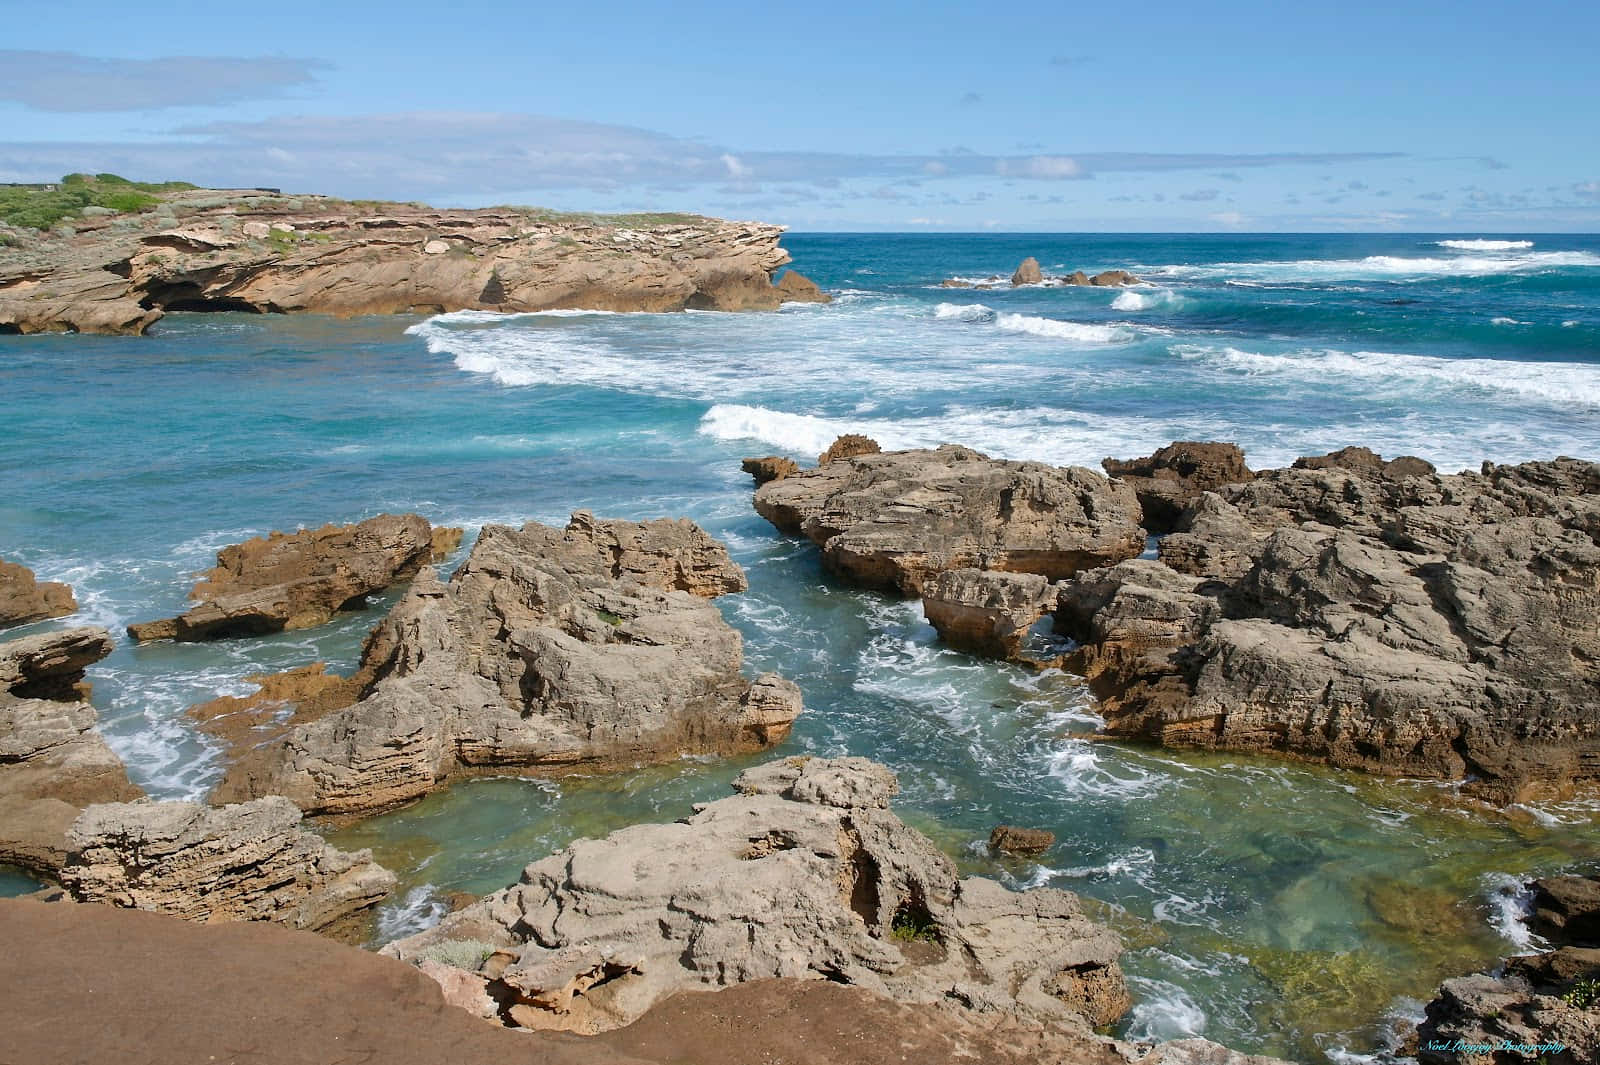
[0,173,195,231]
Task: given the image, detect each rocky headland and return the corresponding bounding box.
[0,176,830,336]
[210,512,802,816]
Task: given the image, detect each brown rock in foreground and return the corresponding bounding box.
[59,796,395,937]
[990,824,1057,856]
[129,513,458,641]
[0,627,143,875]
[0,189,827,336]
[213,512,800,816]
[1104,441,1255,533]
[0,560,76,629]
[753,445,1145,595]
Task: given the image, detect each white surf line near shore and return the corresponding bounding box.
[1154,249,1600,282]
[1434,239,1535,251]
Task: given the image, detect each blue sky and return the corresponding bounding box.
[3,0,1596,230]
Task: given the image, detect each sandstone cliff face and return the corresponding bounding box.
[385,756,1129,1036]
[0,560,76,629]
[212,513,801,816]
[0,627,143,875]
[752,445,1146,595]
[925,449,1600,802]
[0,190,828,336]
[129,513,460,642]
[60,796,395,937]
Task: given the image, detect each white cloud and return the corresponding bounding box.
[0,50,328,112]
[1209,210,1247,225]
[720,153,752,179]
[996,155,1083,179]
[1575,180,1600,200]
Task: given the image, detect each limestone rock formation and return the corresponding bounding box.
[59,796,395,937]
[989,825,1056,856]
[922,568,1057,661]
[741,455,799,485]
[1417,872,1600,1064]
[0,189,827,335]
[775,270,830,303]
[753,445,1145,595]
[0,627,142,875]
[385,756,1130,1036]
[129,513,460,641]
[212,512,800,816]
[817,433,881,466]
[0,560,76,629]
[1055,454,1600,802]
[1088,270,1139,287]
[1012,257,1043,285]
[1103,442,1255,533]
[187,663,361,764]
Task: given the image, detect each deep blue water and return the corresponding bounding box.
[3,232,1599,1061]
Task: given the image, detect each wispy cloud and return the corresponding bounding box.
[0,50,329,112]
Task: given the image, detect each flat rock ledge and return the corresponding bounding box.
[211,512,801,816]
[129,513,461,642]
[752,444,1145,595]
[1416,873,1600,1064]
[0,559,77,629]
[0,627,143,876]
[0,189,829,336]
[921,445,1600,803]
[58,795,395,938]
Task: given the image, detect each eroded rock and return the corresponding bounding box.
[990,825,1056,856]
[385,756,1129,1035]
[741,456,799,485]
[212,513,799,816]
[0,560,76,629]
[129,513,459,642]
[818,433,881,467]
[1012,257,1043,285]
[922,568,1057,661]
[1103,442,1254,534]
[59,796,394,937]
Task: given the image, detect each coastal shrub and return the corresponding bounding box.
[416,938,498,971]
[1564,974,1600,1009]
[889,902,940,943]
[0,173,193,230]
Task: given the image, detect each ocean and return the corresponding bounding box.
[4,232,1599,1061]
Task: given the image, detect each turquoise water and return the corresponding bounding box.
[4,233,1600,1061]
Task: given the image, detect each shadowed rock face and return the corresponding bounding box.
[0,560,76,629]
[753,445,1145,596]
[0,191,828,335]
[212,513,801,816]
[129,513,460,642]
[0,627,142,876]
[384,756,1130,1036]
[1103,441,1255,534]
[59,796,395,938]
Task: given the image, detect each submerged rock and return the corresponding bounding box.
[212,512,801,816]
[129,513,461,642]
[753,445,1145,595]
[0,560,76,629]
[989,824,1056,856]
[59,796,395,938]
[385,756,1129,1034]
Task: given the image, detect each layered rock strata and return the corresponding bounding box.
[129,513,460,641]
[212,512,801,816]
[0,560,76,629]
[0,189,829,335]
[0,627,143,875]
[59,796,395,937]
[753,445,1145,595]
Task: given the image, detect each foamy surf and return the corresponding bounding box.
[1158,249,1600,283]
[995,312,1134,343]
[1112,287,1180,311]
[1435,239,1535,251]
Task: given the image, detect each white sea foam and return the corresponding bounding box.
[375,885,448,943]
[1158,249,1600,283]
[1178,344,1600,408]
[697,404,854,456]
[1123,975,1208,1040]
[1112,287,1179,311]
[1490,316,1522,325]
[1435,239,1535,251]
[994,312,1134,343]
[1046,741,1171,800]
[933,301,994,322]
[1482,872,1546,951]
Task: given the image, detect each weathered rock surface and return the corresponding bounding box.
[0,560,76,629]
[989,824,1056,856]
[58,796,394,936]
[1012,257,1043,285]
[775,270,829,303]
[1417,873,1599,1064]
[129,513,459,641]
[818,433,882,466]
[0,627,142,875]
[922,567,1057,660]
[1088,269,1140,286]
[740,455,799,484]
[0,190,828,335]
[1055,453,1600,801]
[385,756,1129,1035]
[187,663,361,763]
[753,445,1145,595]
[1104,442,1255,534]
[212,512,799,816]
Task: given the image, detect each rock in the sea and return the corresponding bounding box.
[0,627,143,875]
[212,512,800,816]
[1103,441,1255,534]
[385,756,1130,1035]
[187,663,361,763]
[818,433,882,466]
[740,455,800,485]
[922,568,1058,661]
[1530,875,1600,945]
[1088,270,1139,286]
[129,513,460,641]
[0,560,76,629]
[753,445,1145,595]
[989,824,1056,856]
[1057,454,1600,801]
[775,270,830,303]
[1011,257,1043,285]
[60,795,394,937]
